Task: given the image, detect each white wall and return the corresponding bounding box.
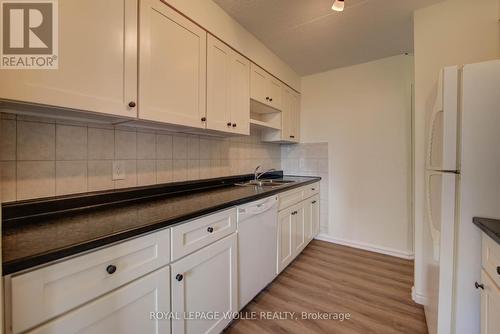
[412,0,500,326]
[163,0,301,92]
[301,55,414,258]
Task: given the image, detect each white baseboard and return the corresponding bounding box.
[314,233,415,260]
[411,286,426,305]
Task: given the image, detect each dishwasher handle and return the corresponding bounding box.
[238,197,278,217]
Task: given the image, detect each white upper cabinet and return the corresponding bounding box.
[0,0,138,119]
[228,50,251,135]
[262,86,300,143]
[206,35,250,135]
[250,63,281,110]
[139,0,207,128]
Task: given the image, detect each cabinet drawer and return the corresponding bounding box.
[303,182,320,199]
[278,188,304,211]
[26,266,170,334]
[171,208,237,261]
[482,233,500,288]
[10,228,171,334]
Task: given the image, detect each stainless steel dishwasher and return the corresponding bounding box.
[237,195,279,310]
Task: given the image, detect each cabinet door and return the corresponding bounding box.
[250,64,270,106]
[304,195,320,243]
[268,78,282,110]
[0,0,138,119]
[280,87,294,141]
[229,51,250,135]
[481,270,500,334]
[139,0,206,128]
[27,266,170,334]
[277,208,293,274]
[206,35,231,133]
[290,91,301,142]
[293,204,306,254]
[171,234,237,334]
[311,195,320,238]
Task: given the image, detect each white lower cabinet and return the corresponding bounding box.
[292,204,306,255]
[277,185,321,274]
[480,270,500,334]
[277,207,294,273]
[171,234,237,334]
[27,266,171,334]
[304,195,320,242]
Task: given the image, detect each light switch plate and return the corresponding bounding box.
[112,161,125,180]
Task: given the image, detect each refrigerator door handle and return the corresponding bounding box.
[425,171,442,262]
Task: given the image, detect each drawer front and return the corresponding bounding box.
[278,188,304,211]
[11,228,171,334]
[482,233,500,288]
[171,208,237,261]
[303,182,320,199]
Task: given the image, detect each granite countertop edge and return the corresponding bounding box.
[2,175,320,275]
[473,217,500,245]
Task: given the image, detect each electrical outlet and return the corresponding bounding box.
[112,161,125,180]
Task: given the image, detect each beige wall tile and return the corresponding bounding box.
[137,160,156,186]
[88,127,114,160]
[137,132,156,159]
[115,130,136,160]
[156,134,173,159]
[173,135,188,159]
[199,138,211,160]
[114,160,137,189]
[56,161,87,195]
[17,161,55,200]
[56,124,87,160]
[211,140,221,160]
[88,160,113,192]
[199,160,211,179]
[17,121,55,160]
[1,119,16,160]
[172,159,188,182]
[187,136,199,160]
[156,160,172,183]
[1,161,16,202]
[187,160,199,180]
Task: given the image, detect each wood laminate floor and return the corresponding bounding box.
[225,240,428,334]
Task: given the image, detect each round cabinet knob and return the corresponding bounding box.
[227,122,232,127]
[266,97,270,101]
[269,98,273,102]
[128,101,136,108]
[176,274,184,282]
[106,265,117,274]
[232,123,237,128]
[497,266,500,275]
[201,117,207,122]
[207,227,214,233]
[475,282,484,290]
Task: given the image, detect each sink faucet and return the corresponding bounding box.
[254,165,276,181]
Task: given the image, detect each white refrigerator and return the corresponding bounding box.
[423,59,500,334]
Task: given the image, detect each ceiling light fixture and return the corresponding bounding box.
[332,0,345,12]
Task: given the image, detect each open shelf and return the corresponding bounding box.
[250,118,281,131]
[249,109,281,132]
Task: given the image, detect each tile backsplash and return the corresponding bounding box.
[0,113,281,202]
[282,143,329,234]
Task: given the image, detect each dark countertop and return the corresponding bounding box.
[473,217,500,245]
[2,173,320,275]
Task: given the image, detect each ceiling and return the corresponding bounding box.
[213,0,444,76]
